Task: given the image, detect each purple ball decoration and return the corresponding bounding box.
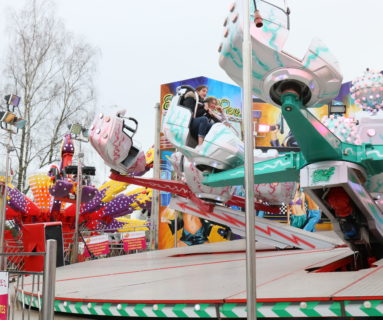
[104,194,136,218]
[8,188,28,214]
[81,189,106,214]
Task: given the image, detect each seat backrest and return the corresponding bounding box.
[121,145,140,169]
[177,85,196,108]
[185,133,198,148]
[125,150,147,176]
[163,86,203,150]
[178,85,199,148]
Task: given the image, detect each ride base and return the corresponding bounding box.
[19,239,383,318]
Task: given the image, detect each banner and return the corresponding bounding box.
[81,234,110,257]
[122,231,147,252]
[0,272,8,320]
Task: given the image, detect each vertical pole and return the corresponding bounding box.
[0,130,11,270]
[242,0,257,319]
[42,239,57,320]
[71,145,83,264]
[150,103,161,250]
[174,212,178,248]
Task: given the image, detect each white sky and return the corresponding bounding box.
[1,0,383,182]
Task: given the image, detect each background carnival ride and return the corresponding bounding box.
[2,132,154,266]
[3,117,235,267]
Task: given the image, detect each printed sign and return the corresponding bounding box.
[80,234,110,257]
[122,231,147,252]
[0,272,8,320]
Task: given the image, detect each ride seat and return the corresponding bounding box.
[89,113,143,174]
[121,145,140,168]
[178,85,198,148]
[178,85,196,107]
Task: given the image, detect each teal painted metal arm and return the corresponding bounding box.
[203,152,303,187]
[360,144,383,176]
[281,92,343,163]
[203,92,383,188]
[281,92,383,177]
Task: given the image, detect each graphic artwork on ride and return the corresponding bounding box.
[312,167,335,184]
[161,94,173,111]
[160,207,232,248]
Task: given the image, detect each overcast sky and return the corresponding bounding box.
[1,0,383,181]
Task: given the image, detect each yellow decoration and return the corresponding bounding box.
[145,147,154,166]
[115,217,149,232]
[125,188,152,210]
[28,174,52,210]
[117,226,149,232]
[125,187,147,196]
[99,180,129,202]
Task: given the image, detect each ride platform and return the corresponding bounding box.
[19,237,383,318]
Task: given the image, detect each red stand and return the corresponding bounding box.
[23,222,64,272]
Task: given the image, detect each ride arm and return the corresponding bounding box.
[109,171,191,198]
[281,92,343,164]
[359,144,383,176]
[203,152,303,187]
[109,171,278,212]
[281,92,383,176]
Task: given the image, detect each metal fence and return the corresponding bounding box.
[3,240,57,320]
[4,226,149,268]
[0,225,150,319]
[62,229,150,263]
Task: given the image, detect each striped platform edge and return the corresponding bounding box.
[16,293,383,318]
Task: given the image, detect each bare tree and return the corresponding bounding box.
[2,0,98,192]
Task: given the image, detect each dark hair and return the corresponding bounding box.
[196,85,208,92]
[205,96,217,104]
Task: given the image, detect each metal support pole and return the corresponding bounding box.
[242,0,257,319]
[71,146,83,264]
[0,130,12,270]
[42,239,57,320]
[174,211,178,248]
[150,103,161,250]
